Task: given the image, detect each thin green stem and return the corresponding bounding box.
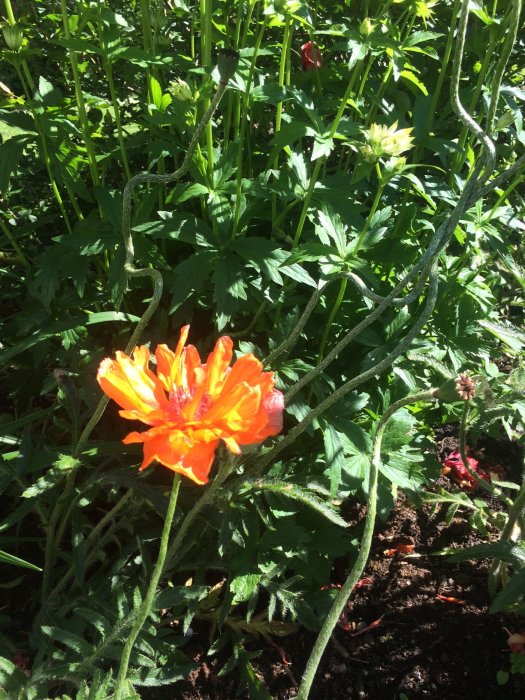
[458,403,512,505]
[271,17,292,224]
[297,390,437,699]
[292,64,362,248]
[113,475,181,700]
[487,478,525,597]
[353,164,384,255]
[231,17,268,238]
[200,0,214,179]
[165,457,236,571]
[59,0,100,188]
[0,219,30,269]
[97,1,131,179]
[12,63,75,232]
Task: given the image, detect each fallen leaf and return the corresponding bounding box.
[350,615,384,637]
[384,544,415,556]
[435,594,466,605]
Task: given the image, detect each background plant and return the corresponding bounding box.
[0,0,524,697]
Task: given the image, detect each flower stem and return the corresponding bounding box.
[113,474,181,700]
[292,63,362,248]
[165,456,236,571]
[231,16,268,238]
[296,390,436,699]
[200,0,214,179]
[458,403,512,506]
[59,0,100,188]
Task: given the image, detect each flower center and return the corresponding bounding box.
[167,385,211,423]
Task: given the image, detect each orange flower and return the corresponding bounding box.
[97,326,284,485]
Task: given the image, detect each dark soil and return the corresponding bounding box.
[145,432,525,700]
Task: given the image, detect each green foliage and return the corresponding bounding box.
[0,0,523,696]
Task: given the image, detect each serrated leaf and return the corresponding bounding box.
[445,541,525,568]
[22,454,81,498]
[230,574,262,605]
[212,254,247,330]
[381,409,417,452]
[41,626,93,657]
[245,479,348,528]
[490,568,525,613]
[321,421,345,497]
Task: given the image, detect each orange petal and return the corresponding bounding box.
[97,347,167,422]
[155,325,190,391]
[205,336,233,397]
[204,382,262,430]
[134,427,219,485]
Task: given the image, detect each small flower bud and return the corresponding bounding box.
[169,78,192,102]
[3,23,23,52]
[455,373,476,401]
[360,18,375,37]
[435,374,476,402]
[217,48,240,82]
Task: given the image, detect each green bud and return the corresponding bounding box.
[217,48,240,82]
[360,18,375,37]
[3,23,23,52]
[169,78,192,102]
[434,378,461,402]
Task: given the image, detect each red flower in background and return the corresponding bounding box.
[301,41,322,72]
[442,451,489,489]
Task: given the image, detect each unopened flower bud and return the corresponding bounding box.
[169,78,192,102]
[360,18,375,37]
[383,156,407,177]
[3,23,23,52]
[217,48,240,82]
[435,374,476,402]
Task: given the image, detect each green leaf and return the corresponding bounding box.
[150,76,163,109]
[0,312,140,366]
[0,135,32,194]
[311,133,334,161]
[0,549,41,571]
[445,541,525,568]
[491,568,525,613]
[381,408,417,452]
[212,254,247,330]
[41,626,93,657]
[399,70,428,96]
[321,421,346,497]
[230,574,262,604]
[244,479,348,528]
[169,251,214,312]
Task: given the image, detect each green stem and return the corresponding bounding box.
[3,0,15,24]
[231,17,268,238]
[113,475,181,700]
[97,1,131,179]
[297,390,437,699]
[292,63,363,248]
[353,164,384,255]
[316,166,384,363]
[0,219,30,269]
[271,16,292,224]
[458,403,512,505]
[39,490,133,616]
[165,457,236,571]
[487,478,525,597]
[11,62,75,232]
[59,0,100,188]
[200,0,214,179]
